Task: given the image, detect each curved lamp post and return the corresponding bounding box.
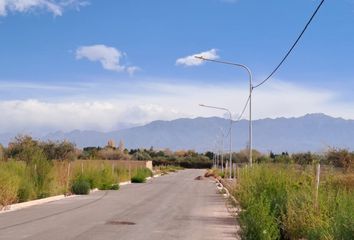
[195,56,253,166]
[199,104,233,178]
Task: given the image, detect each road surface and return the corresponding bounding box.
[0,169,238,240]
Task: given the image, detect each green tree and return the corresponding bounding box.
[7,135,40,163]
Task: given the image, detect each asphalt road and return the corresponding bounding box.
[0,169,237,240]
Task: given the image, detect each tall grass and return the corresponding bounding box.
[0,160,149,208]
[233,164,354,240]
[131,168,153,183]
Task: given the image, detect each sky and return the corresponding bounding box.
[0,0,353,134]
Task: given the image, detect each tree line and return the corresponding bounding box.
[0,135,352,171]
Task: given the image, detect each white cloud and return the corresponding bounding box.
[0,80,353,135]
[0,100,181,133]
[176,49,219,66]
[0,0,88,16]
[76,44,140,75]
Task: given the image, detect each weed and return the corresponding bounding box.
[71,178,90,195]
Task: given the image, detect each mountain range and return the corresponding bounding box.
[1,113,353,153]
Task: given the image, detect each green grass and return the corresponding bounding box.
[233,164,354,240]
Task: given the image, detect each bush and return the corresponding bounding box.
[131,175,146,183]
[110,184,120,190]
[131,168,152,183]
[71,178,90,195]
[326,148,353,172]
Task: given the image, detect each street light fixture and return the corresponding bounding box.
[196,56,254,166]
[199,104,233,179]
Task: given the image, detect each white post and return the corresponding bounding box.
[66,162,71,193]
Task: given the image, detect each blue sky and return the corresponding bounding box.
[0,0,353,134]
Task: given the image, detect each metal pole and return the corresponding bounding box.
[220,138,224,173]
[199,104,233,177]
[196,56,253,166]
[229,113,232,178]
[249,80,253,166]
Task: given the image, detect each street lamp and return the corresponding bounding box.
[216,129,225,173]
[195,56,253,166]
[199,104,233,179]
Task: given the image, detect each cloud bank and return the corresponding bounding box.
[76,44,139,75]
[0,0,88,16]
[176,49,219,66]
[0,80,353,134]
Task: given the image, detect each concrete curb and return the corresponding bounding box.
[214,178,239,207]
[119,181,131,186]
[0,194,76,214]
[214,177,242,240]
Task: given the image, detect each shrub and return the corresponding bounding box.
[71,178,90,195]
[110,184,120,190]
[131,168,153,183]
[326,148,353,172]
[131,175,146,183]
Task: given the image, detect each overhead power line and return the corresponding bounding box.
[223,93,250,138]
[253,0,325,89]
[236,94,251,121]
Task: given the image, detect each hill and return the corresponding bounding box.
[34,113,354,153]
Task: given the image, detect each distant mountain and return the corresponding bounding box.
[1,113,354,153]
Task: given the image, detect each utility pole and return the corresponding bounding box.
[199,104,233,178]
[196,56,253,166]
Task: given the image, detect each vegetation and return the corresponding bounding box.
[71,178,90,195]
[233,164,354,240]
[154,165,184,175]
[80,146,213,169]
[0,144,5,161]
[131,168,153,183]
[1,134,353,214]
[0,136,156,208]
